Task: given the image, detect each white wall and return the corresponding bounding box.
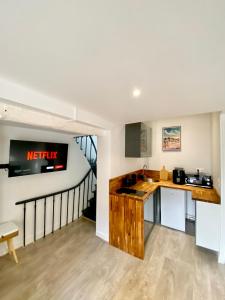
[145,114,214,175]
[0,77,113,129]
[0,124,91,255]
[0,101,106,136]
[219,113,225,264]
[110,125,145,178]
[211,112,221,192]
[96,131,111,242]
[0,77,75,119]
[110,113,219,179]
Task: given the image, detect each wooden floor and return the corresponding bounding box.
[0,219,225,300]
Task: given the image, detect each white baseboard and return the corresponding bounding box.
[96,230,109,242]
[1,223,109,257]
[0,228,50,257]
[0,223,72,257]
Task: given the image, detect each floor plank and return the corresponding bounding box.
[0,219,224,300]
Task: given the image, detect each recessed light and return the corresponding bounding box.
[132,88,141,98]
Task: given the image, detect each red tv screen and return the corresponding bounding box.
[9,140,68,177]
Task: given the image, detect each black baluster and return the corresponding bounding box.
[78,185,81,218]
[72,188,76,222]
[91,171,94,192]
[44,198,46,238]
[90,142,92,166]
[87,172,90,206]
[52,195,55,233]
[60,193,62,229]
[83,179,86,212]
[34,200,37,242]
[81,136,83,150]
[66,191,69,225]
[23,203,26,247]
[85,136,88,157]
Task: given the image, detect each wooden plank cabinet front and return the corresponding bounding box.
[109,194,144,259]
[109,195,125,251]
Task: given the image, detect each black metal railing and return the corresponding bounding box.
[15,168,94,247]
[75,135,97,221]
[75,135,97,177]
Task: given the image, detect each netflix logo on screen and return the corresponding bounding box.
[9,140,68,177]
[27,151,58,160]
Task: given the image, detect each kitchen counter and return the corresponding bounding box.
[109,169,220,259]
[110,177,220,204]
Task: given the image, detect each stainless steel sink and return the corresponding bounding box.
[143,177,159,183]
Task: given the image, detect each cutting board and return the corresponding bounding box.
[160,166,169,181]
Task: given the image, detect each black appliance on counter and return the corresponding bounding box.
[122,174,137,187]
[185,170,213,189]
[173,168,186,185]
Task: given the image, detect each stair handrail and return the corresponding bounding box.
[15,168,93,247]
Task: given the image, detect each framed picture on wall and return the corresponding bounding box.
[162,126,181,151]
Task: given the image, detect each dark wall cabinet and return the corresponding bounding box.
[125,122,152,157]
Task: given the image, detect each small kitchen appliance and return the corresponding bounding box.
[173,168,186,185]
[185,170,213,188]
[122,174,137,187]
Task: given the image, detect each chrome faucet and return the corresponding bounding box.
[143,164,148,170]
[142,164,148,175]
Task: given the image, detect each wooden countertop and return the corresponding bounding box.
[110,180,220,204]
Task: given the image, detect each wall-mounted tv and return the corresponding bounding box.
[9,140,68,177]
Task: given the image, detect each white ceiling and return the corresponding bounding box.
[0,1,225,124]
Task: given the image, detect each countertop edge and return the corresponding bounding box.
[110,181,220,205]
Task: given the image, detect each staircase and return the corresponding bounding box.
[75,135,97,222]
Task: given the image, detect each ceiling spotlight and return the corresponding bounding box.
[132,88,141,98]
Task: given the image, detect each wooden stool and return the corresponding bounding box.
[0,222,19,264]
